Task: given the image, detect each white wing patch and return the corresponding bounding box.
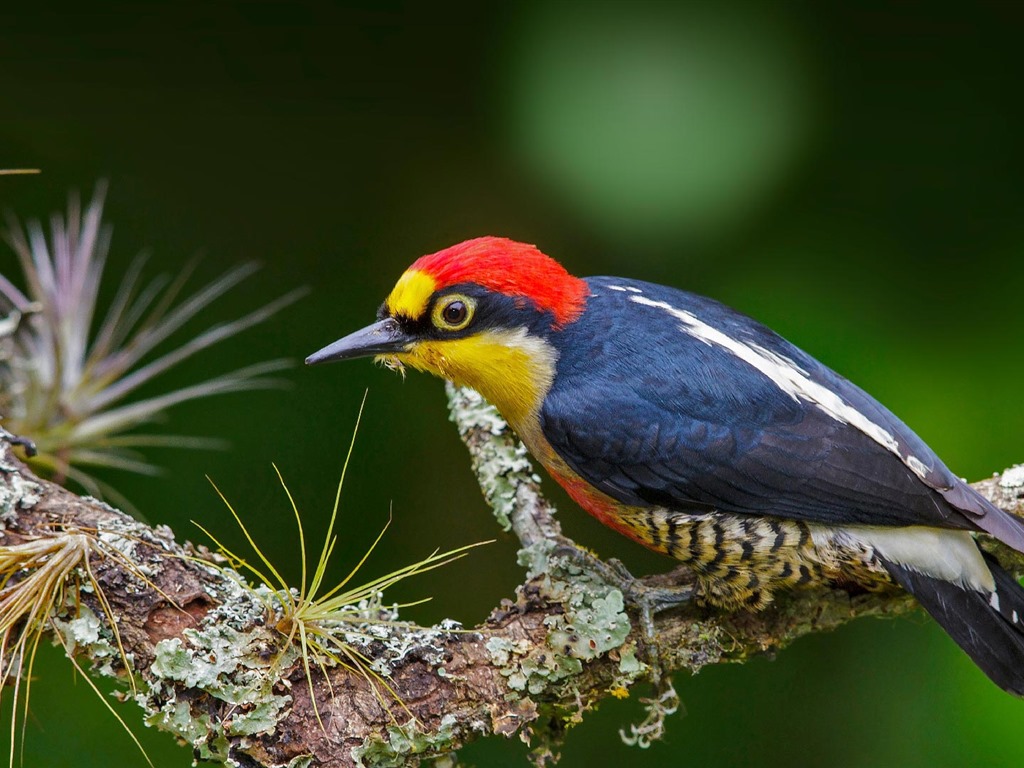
[906,456,929,480]
[608,284,644,293]
[630,295,931,480]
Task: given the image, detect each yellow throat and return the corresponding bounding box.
[387,328,557,430]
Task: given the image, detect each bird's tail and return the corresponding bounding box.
[883,552,1024,695]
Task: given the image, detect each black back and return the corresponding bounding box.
[541,277,1018,541]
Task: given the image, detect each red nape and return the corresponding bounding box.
[409,237,589,326]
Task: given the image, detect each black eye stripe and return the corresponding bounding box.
[389,283,553,340]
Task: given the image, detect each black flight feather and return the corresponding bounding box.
[883,554,1024,696]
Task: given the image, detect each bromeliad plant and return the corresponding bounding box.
[0,522,174,767]
[197,399,491,726]
[0,183,301,504]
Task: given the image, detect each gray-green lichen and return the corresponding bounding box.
[1,499,301,762]
[351,713,459,767]
[0,464,40,529]
[446,384,542,532]
[516,539,556,579]
[351,616,469,678]
[618,678,680,749]
[140,566,476,763]
[486,563,642,698]
[447,384,646,714]
[144,577,296,761]
[51,601,127,678]
[1000,464,1024,492]
[151,623,290,704]
[4,385,651,763]
[92,513,180,576]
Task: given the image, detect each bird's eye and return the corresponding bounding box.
[432,294,475,331]
[444,301,466,324]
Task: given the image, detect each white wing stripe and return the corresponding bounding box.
[630,295,930,480]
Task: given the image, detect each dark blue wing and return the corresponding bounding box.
[542,277,1023,545]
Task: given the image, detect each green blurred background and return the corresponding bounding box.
[3,1,1023,765]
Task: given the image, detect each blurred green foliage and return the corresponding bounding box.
[2,1,1023,766]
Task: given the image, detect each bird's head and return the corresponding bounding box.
[306,237,589,426]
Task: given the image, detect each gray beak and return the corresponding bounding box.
[305,318,414,365]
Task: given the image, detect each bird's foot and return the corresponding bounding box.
[550,538,692,683]
[613,560,693,632]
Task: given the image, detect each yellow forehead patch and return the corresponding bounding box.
[386,269,437,320]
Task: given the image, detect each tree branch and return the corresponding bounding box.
[1,391,1023,767]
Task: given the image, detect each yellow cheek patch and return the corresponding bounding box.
[386,269,437,320]
[393,329,557,429]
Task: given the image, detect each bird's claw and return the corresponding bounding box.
[548,538,692,683]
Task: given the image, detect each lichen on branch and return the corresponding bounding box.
[1,392,1023,767]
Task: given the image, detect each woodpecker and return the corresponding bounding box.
[307,236,1024,694]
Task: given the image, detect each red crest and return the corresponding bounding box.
[410,237,589,326]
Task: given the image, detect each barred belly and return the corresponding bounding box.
[613,506,896,610]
